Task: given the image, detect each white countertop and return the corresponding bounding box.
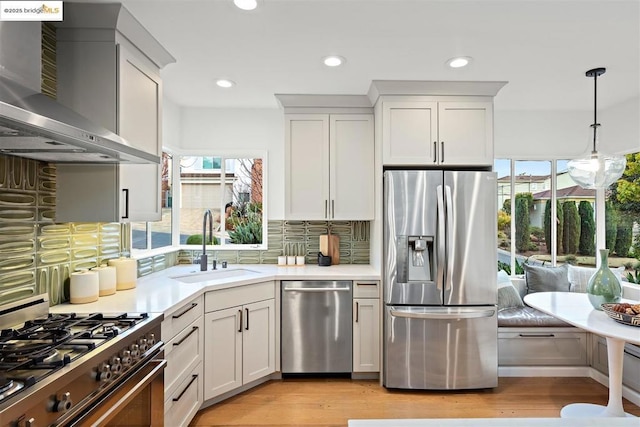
[524,292,640,345]
[348,418,639,426]
[50,264,380,317]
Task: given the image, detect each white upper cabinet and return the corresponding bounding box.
[285,113,374,220]
[54,3,174,222]
[382,100,493,166]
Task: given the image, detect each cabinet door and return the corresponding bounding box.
[285,114,330,219]
[382,101,437,165]
[204,308,242,400]
[330,115,374,220]
[242,299,276,383]
[437,102,493,166]
[118,45,163,221]
[353,298,380,372]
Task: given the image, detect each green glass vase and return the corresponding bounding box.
[587,249,622,310]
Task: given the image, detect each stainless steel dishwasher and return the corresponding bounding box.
[281,280,352,373]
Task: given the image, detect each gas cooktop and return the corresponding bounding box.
[0,312,151,404]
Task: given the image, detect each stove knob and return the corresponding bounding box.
[120,350,132,367]
[147,333,156,346]
[138,338,148,352]
[110,356,123,373]
[11,417,35,427]
[95,363,112,382]
[50,392,72,413]
[129,344,140,360]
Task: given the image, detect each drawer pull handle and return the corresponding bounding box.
[357,283,377,286]
[172,374,198,402]
[172,302,198,319]
[518,334,555,338]
[173,326,198,347]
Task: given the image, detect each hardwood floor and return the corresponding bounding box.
[189,377,640,426]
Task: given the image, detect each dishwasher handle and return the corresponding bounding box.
[283,287,351,292]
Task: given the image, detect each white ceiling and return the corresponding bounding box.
[97,0,640,112]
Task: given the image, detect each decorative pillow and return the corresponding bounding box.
[497,270,525,310]
[568,265,625,293]
[524,264,570,294]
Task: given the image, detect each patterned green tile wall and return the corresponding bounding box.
[0,157,128,306]
[171,220,370,269]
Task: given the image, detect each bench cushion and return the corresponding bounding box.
[498,306,572,327]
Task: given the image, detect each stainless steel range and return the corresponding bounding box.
[0,295,164,427]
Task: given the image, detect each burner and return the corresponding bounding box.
[0,377,23,400]
[100,323,121,337]
[24,313,76,329]
[0,345,63,365]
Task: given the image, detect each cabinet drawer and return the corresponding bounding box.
[498,329,587,366]
[165,316,203,396]
[353,280,380,298]
[164,362,202,427]
[162,295,203,341]
[205,281,275,313]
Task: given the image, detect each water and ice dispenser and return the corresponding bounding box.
[397,235,434,283]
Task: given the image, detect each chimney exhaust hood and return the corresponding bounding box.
[0,75,159,164]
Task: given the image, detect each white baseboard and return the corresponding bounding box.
[499,366,590,377]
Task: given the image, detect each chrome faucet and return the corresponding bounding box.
[200,209,213,271]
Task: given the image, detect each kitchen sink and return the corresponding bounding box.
[171,268,261,283]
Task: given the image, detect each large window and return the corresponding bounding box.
[177,155,265,248]
[130,152,266,255]
[497,153,639,282]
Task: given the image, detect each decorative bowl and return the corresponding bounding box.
[601,303,640,327]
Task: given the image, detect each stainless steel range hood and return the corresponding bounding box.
[0,75,159,164]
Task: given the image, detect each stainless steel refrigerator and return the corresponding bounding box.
[383,170,498,390]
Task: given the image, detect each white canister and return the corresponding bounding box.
[296,256,305,266]
[70,270,99,304]
[278,256,287,266]
[287,256,296,266]
[108,257,137,290]
[93,265,117,296]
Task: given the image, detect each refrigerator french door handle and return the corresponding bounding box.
[436,185,445,292]
[444,185,454,292]
[389,307,496,320]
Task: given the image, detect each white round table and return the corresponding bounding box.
[524,292,640,418]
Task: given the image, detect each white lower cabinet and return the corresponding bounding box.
[353,280,380,373]
[204,282,276,400]
[353,298,380,372]
[164,362,203,427]
[161,295,204,427]
[498,328,588,366]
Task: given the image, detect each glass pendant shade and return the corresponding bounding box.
[567,67,627,190]
[567,147,627,190]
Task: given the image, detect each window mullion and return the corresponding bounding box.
[551,160,557,266]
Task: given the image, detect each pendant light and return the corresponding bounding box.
[567,67,626,189]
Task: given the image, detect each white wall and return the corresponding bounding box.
[495,96,640,159]
[173,107,285,219]
[602,96,640,154]
[162,97,182,151]
[494,109,588,159]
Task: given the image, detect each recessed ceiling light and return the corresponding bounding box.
[446,56,473,69]
[323,55,345,67]
[234,0,257,11]
[216,79,236,88]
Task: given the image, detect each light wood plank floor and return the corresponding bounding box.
[190,377,640,426]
